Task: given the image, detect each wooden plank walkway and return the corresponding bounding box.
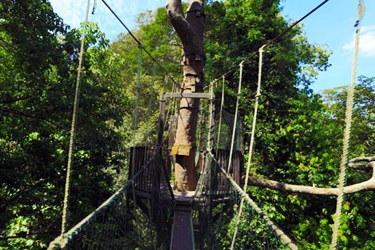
[170,191,195,250]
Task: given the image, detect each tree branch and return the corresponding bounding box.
[0,95,33,104]
[0,106,68,131]
[248,176,375,195]
[248,160,375,195]
[166,0,198,54]
[167,0,195,51]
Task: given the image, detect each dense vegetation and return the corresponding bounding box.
[0,0,373,249]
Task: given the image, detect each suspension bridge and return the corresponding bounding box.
[47,0,370,249]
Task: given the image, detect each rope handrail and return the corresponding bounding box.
[48,152,160,250]
[207,152,298,250]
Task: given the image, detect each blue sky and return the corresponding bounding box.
[49,0,374,93]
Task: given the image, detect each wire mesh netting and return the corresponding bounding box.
[194,153,294,250]
[48,148,174,250]
[215,109,243,152]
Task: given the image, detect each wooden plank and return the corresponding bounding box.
[170,196,195,250]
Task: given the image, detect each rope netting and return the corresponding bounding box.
[48,149,174,250]
[194,152,297,250]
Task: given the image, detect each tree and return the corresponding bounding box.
[166,0,205,191]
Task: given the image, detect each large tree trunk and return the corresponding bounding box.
[167,0,205,191]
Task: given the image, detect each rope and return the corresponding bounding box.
[207,82,215,151]
[61,0,91,235]
[330,1,364,249]
[208,152,298,250]
[227,62,243,173]
[216,76,225,154]
[230,45,266,250]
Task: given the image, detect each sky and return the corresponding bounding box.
[49,0,375,93]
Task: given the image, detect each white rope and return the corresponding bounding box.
[330,1,364,249]
[227,63,243,173]
[230,45,267,250]
[61,0,91,235]
[216,76,225,153]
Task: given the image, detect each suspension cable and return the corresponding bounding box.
[330,1,365,249]
[208,0,330,86]
[100,0,178,87]
[230,45,266,250]
[61,0,91,235]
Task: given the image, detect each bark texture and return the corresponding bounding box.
[167,0,205,191]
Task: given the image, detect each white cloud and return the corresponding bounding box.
[343,25,375,57]
[49,0,86,28]
[361,25,375,33]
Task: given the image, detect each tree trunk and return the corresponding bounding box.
[167,0,205,191]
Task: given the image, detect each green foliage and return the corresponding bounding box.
[0,1,129,248]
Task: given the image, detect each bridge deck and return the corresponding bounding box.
[170,192,195,250]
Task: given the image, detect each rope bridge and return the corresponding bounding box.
[48,143,296,250]
[47,0,366,248]
[48,148,174,249]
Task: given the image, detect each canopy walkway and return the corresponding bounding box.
[49,83,297,249]
[47,0,368,249]
[48,146,296,249]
